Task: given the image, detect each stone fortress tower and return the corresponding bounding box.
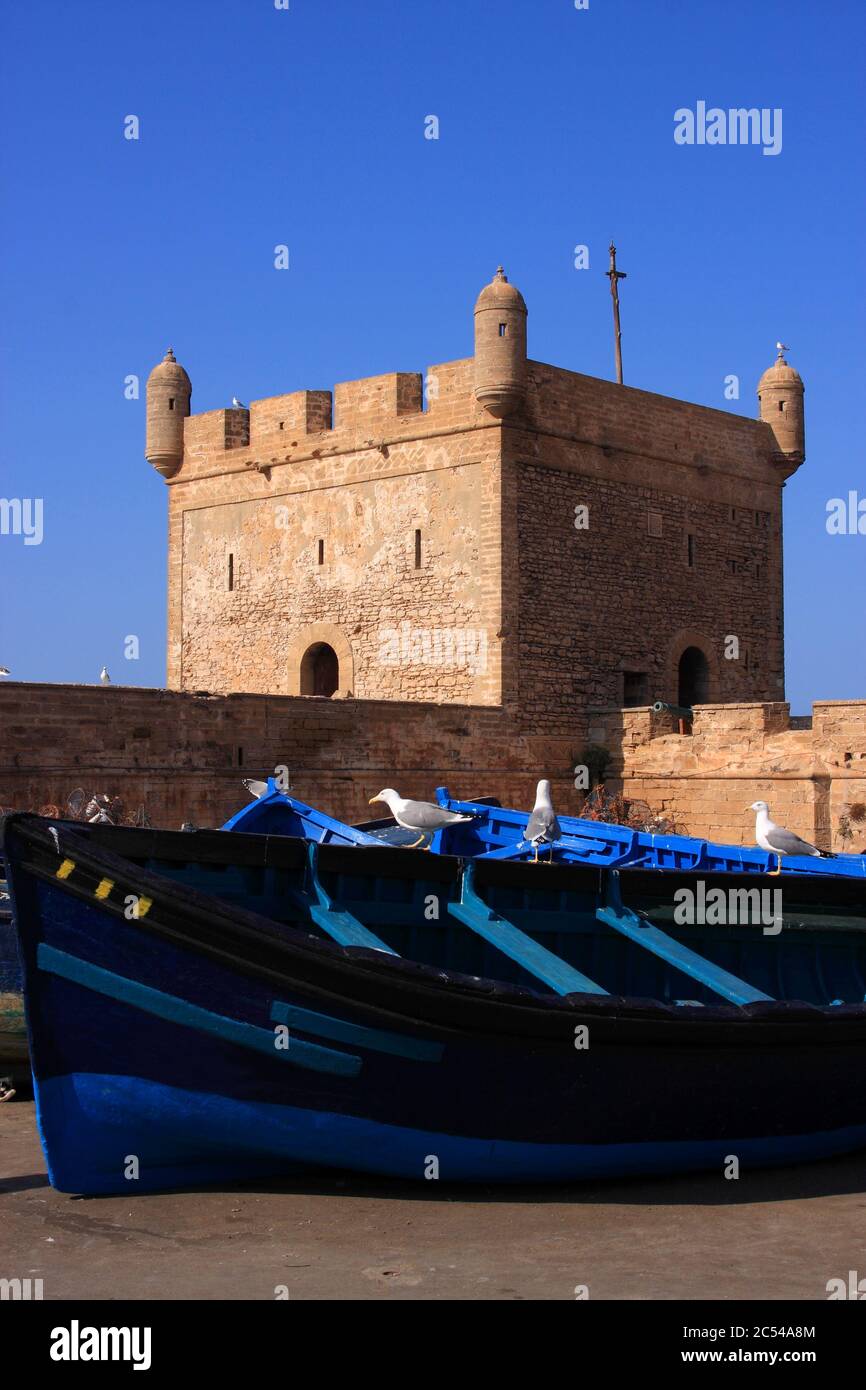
[146,269,805,731]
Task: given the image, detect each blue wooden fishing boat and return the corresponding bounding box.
[4,811,866,1194]
[0,880,26,1076]
[224,779,866,879]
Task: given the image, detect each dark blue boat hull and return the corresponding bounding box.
[0,898,26,1069]
[6,815,866,1193]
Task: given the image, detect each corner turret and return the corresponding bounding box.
[146,348,192,479]
[473,267,527,418]
[757,346,805,476]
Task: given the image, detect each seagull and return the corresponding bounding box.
[0,667,9,677]
[525,779,561,862]
[232,396,246,409]
[99,666,110,685]
[749,801,835,875]
[243,778,269,799]
[776,341,790,354]
[368,788,475,849]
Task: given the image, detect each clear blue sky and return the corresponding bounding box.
[1,0,863,713]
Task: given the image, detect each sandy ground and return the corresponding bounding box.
[3,1102,865,1301]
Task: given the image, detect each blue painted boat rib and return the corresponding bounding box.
[270,1001,444,1061]
[297,842,398,955]
[448,863,607,997]
[597,876,773,1007]
[36,943,362,1077]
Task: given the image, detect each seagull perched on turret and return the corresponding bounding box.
[232,396,246,409]
[525,779,561,863]
[0,666,9,678]
[749,801,835,875]
[776,341,790,354]
[99,666,110,685]
[368,788,475,849]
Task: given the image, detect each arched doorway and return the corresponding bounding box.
[678,646,710,707]
[300,642,339,697]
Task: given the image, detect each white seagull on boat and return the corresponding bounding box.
[749,800,835,875]
[368,788,475,849]
[525,779,562,862]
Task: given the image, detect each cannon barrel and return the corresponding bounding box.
[652,700,694,719]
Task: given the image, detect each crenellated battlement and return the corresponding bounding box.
[171,360,488,480]
[147,269,804,491]
[172,353,787,486]
[183,407,250,456]
[249,390,334,444]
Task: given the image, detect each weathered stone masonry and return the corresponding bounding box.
[147,269,805,727]
[1,684,863,851]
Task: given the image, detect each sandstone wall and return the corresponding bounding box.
[0,682,575,831]
[2,685,862,853]
[588,700,866,852]
[167,360,506,705]
[506,360,786,723]
[161,353,790,723]
[513,461,781,717]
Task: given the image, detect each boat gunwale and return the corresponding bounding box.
[4,813,866,1047]
[16,818,866,909]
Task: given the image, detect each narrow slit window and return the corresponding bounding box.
[237,746,244,767]
[168,398,175,411]
[498,322,507,337]
[414,528,422,569]
[778,400,785,412]
[623,671,648,707]
[317,539,324,566]
[687,534,695,568]
[227,553,234,591]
